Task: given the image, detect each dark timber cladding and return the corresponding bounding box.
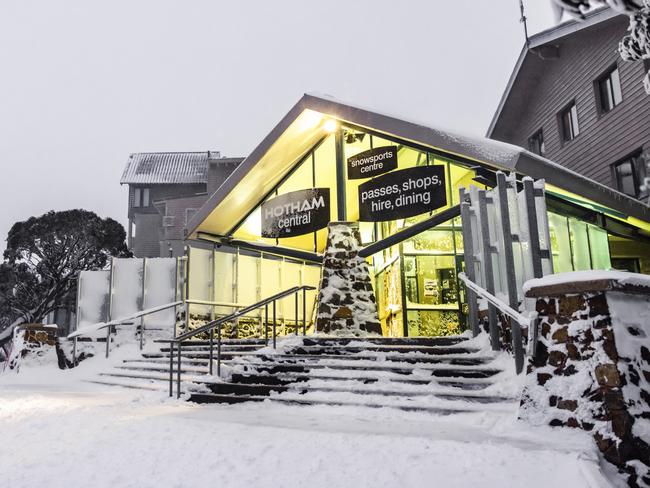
[488,9,650,190]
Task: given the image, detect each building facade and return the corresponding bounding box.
[488,8,650,274]
[181,93,650,338]
[120,151,242,257]
[489,9,650,202]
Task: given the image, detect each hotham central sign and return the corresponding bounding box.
[358,166,446,222]
[261,188,330,238]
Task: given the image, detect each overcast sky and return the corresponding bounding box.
[0,1,557,253]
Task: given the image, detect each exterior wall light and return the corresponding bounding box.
[322,119,338,133]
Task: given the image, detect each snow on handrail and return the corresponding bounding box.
[68,300,183,339]
[458,273,536,328]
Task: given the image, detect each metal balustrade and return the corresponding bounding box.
[458,272,538,374]
[156,285,316,399]
[68,301,183,362]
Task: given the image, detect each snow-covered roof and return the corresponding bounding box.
[187,92,650,239]
[120,151,222,185]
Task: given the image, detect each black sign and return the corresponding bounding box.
[358,166,446,222]
[261,188,330,238]
[347,146,398,179]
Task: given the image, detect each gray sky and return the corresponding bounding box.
[0,0,556,253]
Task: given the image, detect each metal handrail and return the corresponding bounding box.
[158,285,316,398]
[458,272,537,374]
[68,300,183,360]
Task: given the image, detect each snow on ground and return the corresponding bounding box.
[0,354,614,488]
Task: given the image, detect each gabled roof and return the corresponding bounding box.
[120,151,223,185]
[487,7,622,137]
[187,93,650,239]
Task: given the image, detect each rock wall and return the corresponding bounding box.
[520,273,650,487]
[315,222,381,335]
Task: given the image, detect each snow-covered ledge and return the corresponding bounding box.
[520,271,650,487]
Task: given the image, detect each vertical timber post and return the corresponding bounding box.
[496,173,524,373]
[523,179,544,279]
[477,190,500,351]
[459,188,480,336]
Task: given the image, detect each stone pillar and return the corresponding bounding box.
[315,222,382,336]
[520,273,650,486]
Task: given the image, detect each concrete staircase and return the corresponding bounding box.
[91,336,516,414]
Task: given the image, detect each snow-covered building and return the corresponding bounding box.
[176,92,650,338]
[120,151,243,258]
[488,8,650,208]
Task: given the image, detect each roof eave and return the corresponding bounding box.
[186,95,311,237]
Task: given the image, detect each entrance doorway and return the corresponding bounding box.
[373,223,465,338]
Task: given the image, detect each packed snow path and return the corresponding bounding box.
[0,367,613,488]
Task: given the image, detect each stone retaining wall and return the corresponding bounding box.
[521,273,650,487]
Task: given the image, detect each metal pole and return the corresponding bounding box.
[264,303,269,345]
[334,125,347,221]
[169,342,174,397]
[294,292,299,336]
[302,288,307,336]
[272,300,277,349]
[140,257,146,350]
[184,246,190,337]
[209,328,214,375]
[477,190,501,351]
[105,326,110,358]
[72,337,77,366]
[217,324,222,377]
[459,188,480,337]
[177,341,182,399]
[496,173,524,374]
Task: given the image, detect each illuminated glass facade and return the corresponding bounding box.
[190,101,650,338]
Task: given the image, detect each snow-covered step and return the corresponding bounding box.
[186,392,491,415]
[197,379,513,404]
[230,359,502,378]
[229,370,495,390]
[116,362,210,374]
[86,378,168,391]
[99,370,200,383]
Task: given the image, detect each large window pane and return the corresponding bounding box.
[548,212,573,272]
[588,225,611,269]
[569,219,591,270]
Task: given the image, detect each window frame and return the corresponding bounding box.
[611,150,647,199]
[595,64,623,115]
[132,186,151,208]
[558,101,580,144]
[527,128,545,156]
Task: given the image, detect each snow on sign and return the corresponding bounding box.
[347,145,398,179]
[261,188,330,238]
[358,166,446,221]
